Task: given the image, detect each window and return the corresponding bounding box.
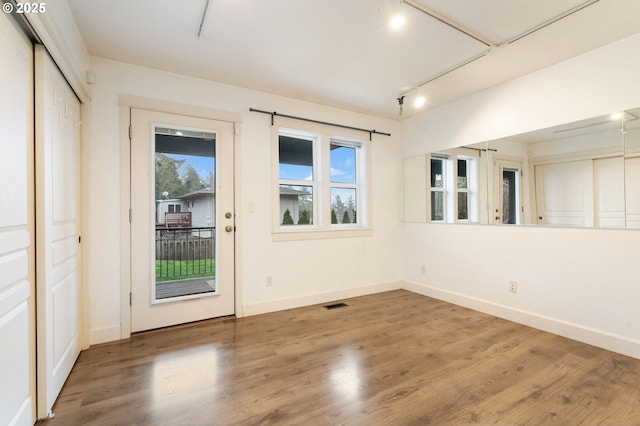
[278,132,316,226]
[330,140,361,225]
[275,127,368,236]
[457,159,469,220]
[429,153,478,223]
[430,157,445,221]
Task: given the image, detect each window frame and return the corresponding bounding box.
[429,151,479,223]
[272,121,371,240]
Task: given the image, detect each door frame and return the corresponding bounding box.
[119,96,243,339]
[493,158,523,225]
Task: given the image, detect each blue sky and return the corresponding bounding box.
[279,146,356,182]
[170,153,215,183]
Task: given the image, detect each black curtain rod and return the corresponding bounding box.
[249,108,391,141]
[461,146,498,156]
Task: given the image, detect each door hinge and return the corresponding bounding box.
[129,124,132,140]
[78,235,81,244]
[129,292,132,306]
[129,209,132,223]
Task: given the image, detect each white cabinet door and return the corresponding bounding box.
[534,160,594,227]
[625,156,640,228]
[0,12,35,426]
[35,46,82,419]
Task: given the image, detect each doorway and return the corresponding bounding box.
[493,159,522,224]
[129,109,235,332]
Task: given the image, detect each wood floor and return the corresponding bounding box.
[44,290,640,425]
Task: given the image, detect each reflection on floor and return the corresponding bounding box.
[45,290,640,425]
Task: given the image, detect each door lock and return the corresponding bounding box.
[225,225,233,232]
[225,212,232,219]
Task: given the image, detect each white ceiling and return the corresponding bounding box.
[67,0,640,119]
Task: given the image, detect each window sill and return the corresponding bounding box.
[272,227,373,242]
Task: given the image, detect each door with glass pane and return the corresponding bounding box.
[494,159,522,224]
[130,109,235,332]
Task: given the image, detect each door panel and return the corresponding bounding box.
[0,11,35,426]
[130,109,235,332]
[626,156,640,228]
[35,46,82,419]
[534,160,593,227]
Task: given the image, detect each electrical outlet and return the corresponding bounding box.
[509,281,518,293]
[266,276,273,287]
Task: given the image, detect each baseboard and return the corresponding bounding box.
[243,280,402,317]
[89,325,122,346]
[403,280,640,360]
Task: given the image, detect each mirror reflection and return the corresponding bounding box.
[404,108,640,228]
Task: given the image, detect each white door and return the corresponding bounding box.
[35,46,83,419]
[593,156,625,228]
[493,159,522,224]
[0,12,35,426]
[130,109,235,332]
[534,160,594,226]
[626,156,640,228]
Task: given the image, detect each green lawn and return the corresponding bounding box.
[155,259,215,282]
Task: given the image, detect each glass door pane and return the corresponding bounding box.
[154,127,216,300]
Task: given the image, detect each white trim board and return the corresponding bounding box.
[402,280,640,360]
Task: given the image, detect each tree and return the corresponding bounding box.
[352,209,357,224]
[298,209,310,224]
[342,210,351,224]
[282,209,294,225]
[331,209,338,224]
[155,153,184,199]
[331,194,345,222]
[202,171,214,190]
[182,165,202,195]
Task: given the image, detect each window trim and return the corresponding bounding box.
[272,120,372,240]
[429,151,479,223]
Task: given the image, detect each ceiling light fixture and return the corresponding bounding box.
[390,14,406,29]
[414,89,426,108]
[610,112,623,120]
[389,0,406,29]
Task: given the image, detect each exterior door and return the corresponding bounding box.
[35,46,83,419]
[493,159,522,224]
[130,109,235,332]
[0,12,35,426]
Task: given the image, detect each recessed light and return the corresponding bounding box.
[390,14,406,29]
[610,112,623,120]
[175,131,183,136]
[414,96,426,108]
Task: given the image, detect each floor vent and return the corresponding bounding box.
[323,302,348,310]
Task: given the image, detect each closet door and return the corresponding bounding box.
[0,12,36,426]
[35,45,82,419]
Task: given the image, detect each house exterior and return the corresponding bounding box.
[156,189,215,227]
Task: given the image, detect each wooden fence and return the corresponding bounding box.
[155,227,215,261]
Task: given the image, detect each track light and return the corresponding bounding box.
[389,0,406,29]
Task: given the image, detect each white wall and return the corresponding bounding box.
[85,57,402,344]
[402,33,640,358]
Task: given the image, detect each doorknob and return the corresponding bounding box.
[225,225,233,232]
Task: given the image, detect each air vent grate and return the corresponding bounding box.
[323,302,348,310]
